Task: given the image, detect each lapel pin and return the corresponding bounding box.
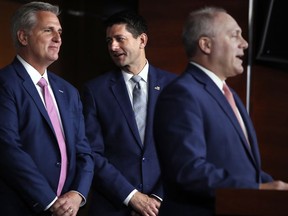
[154,86,160,90]
[59,90,64,93]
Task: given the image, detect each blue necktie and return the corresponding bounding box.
[131,75,147,144]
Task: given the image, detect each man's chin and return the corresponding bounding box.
[115,62,128,68]
[236,66,244,74]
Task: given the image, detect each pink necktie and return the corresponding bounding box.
[223,83,250,144]
[38,77,67,196]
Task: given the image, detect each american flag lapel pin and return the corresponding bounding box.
[154,86,160,91]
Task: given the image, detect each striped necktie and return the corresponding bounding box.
[131,75,147,144]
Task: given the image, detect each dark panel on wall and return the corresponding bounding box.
[250,65,288,180]
[251,0,288,181]
[254,0,288,69]
[0,0,21,68]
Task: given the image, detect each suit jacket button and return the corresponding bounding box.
[56,162,61,167]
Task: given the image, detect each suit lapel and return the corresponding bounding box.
[14,58,72,168]
[110,72,143,147]
[189,65,257,164]
[206,84,250,147]
[48,75,73,159]
[15,60,53,131]
[234,94,261,166]
[145,66,162,146]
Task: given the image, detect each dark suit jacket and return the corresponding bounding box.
[154,64,273,216]
[82,65,176,216]
[0,58,94,215]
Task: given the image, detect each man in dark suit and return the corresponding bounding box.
[82,11,176,216]
[154,7,288,216]
[0,2,94,216]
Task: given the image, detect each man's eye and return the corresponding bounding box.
[117,37,125,42]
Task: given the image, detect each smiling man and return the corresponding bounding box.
[154,6,288,216]
[82,10,176,216]
[0,2,94,216]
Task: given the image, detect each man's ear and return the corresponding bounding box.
[17,30,28,46]
[139,33,148,49]
[199,36,212,54]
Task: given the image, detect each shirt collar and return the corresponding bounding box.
[190,61,224,92]
[122,60,149,83]
[17,55,49,85]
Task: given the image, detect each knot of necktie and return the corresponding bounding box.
[131,75,142,89]
[222,83,231,97]
[131,75,142,83]
[37,77,48,88]
[223,83,238,115]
